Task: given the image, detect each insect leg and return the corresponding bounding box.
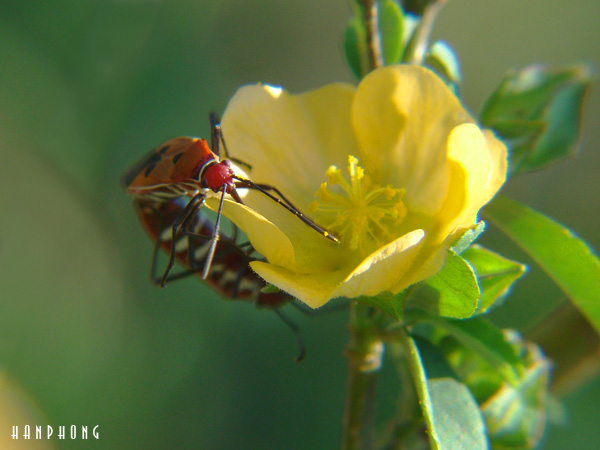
[147,209,209,284]
[209,112,252,170]
[153,232,252,284]
[160,193,206,287]
[272,308,306,363]
[210,112,221,158]
[233,176,340,243]
[230,255,252,299]
[246,182,300,211]
[201,185,227,280]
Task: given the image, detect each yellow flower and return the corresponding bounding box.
[210,65,507,309]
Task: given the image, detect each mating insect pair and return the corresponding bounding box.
[121,114,340,360]
[133,196,289,309]
[121,113,339,285]
[133,196,307,360]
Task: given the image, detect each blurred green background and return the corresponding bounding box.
[0,0,598,448]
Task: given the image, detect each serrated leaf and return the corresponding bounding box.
[407,253,480,319]
[379,0,404,65]
[452,221,486,255]
[483,195,600,335]
[343,18,367,80]
[480,64,593,175]
[463,245,527,314]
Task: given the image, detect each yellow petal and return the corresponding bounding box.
[205,197,296,270]
[352,65,473,214]
[390,235,454,293]
[251,229,425,308]
[221,82,361,271]
[217,66,509,309]
[228,188,347,272]
[221,82,359,209]
[434,123,508,240]
[250,261,349,308]
[336,229,426,298]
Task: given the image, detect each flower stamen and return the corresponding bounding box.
[310,155,407,253]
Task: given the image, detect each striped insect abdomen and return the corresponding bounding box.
[133,197,289,308]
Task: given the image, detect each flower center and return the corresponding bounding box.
[309,155,407,254]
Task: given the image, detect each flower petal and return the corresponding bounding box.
[205,197,296,270]
[434,124,508,239]
[352,65,474,215]
[250,261,349,308]
[251,229,425,308]
[221,82,363,271]
[217,66,509,309]
[221,82,359,209]
[336,229,426,298]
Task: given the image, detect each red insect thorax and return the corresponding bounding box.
[200,160,236,194]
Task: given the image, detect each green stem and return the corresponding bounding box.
[403,0,447,65]
[341,302,384,450]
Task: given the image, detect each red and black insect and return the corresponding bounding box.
[133,196,306,360]
[134,197,289,309]
[121,113,339,285]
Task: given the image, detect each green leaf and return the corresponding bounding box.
[425,41,462,91]
[419,315,524,385]
[428,378,489,450]
[356,290,405,321]
[480,64,593,175]
[451,221,486,255]
[401,333,443,450]
[403,334,488,450]
[343,17,367,79]
[483,195,600,335]
[379,0,404,65]
[438,328,552,449]
[407,252,480,319]
[480,332,551,449]
[260,283,280,294]
[462,245,527,314]
[413,336,457,380]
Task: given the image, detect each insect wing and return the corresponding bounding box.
[121,137,216,197]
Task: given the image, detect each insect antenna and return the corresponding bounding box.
[272,308,306,362]
[233,175,340,243]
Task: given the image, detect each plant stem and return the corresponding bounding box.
[341,302,384,450]
[403,0,447,65]
[358,0,384,70]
